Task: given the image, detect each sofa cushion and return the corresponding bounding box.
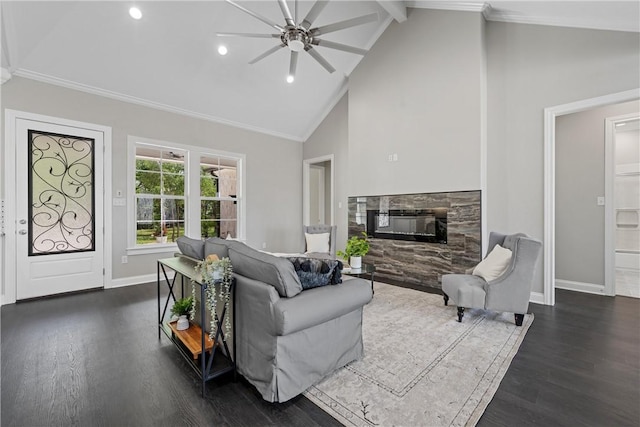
[176,236,205,260]
[273,276,372,335]
[229,244,303,298]
[204,237,230,259]
[287,257,342,289]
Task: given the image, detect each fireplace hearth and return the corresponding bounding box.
[347,191,481,290]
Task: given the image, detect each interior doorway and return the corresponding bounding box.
[608,116,640,298]
[544,88,640,306]
[303,155,334,227]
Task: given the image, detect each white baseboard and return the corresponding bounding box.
[529,291,545,305]
[108,272,173,289]
[555,279,605,295]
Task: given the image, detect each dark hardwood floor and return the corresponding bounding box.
[2,283,638,426]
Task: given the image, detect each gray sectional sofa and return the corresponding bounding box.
[177,236,373,403]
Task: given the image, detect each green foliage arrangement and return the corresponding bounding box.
[193,257,234,341]
[171,296,193,317]
[337,232,371,260]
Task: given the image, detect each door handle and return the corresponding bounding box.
[19,219,27,224]
[18,230,27,235]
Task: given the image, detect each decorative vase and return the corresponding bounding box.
[213,269,222,281]
[155,236,167,244]
[350,256,362,269]
[176,314,189,331]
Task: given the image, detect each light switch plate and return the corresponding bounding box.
[597,196,605,206]
[113,198,126,207]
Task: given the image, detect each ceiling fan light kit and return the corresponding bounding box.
[218,0,378,81]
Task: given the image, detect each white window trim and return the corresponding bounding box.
[126,135,246,256]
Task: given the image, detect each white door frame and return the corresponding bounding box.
[605,113,640,296]
[543,88,640,306]
[303,154,334,226]
[2,109,112,305]
[309,165,326,224]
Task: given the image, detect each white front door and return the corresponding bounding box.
[15,118,104,300]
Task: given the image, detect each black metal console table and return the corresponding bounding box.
[157,256,235,397]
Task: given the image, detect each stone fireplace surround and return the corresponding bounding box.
[347,191,481,291]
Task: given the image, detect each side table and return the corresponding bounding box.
[157,256,236,397]
[343,263,376,294]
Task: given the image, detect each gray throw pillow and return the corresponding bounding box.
[228,244,303,298]
[176,236,204,260]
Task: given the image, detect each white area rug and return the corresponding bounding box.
[304,282,533,427]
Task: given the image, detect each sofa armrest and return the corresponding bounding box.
[273,277,372,336]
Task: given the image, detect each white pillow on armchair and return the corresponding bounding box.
[305,232,330,254]
[472,244,512,282]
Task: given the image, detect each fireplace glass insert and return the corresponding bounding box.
[366,208,447,243]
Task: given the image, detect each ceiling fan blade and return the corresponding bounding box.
[225,0,284,31]
[217,32,281,39]
[305,46,335,73]
[311,13,379,36]
[294,0,298,25]
[277,0,295,27]
[249,44,286,64]
[301,1,329,30]
[312,39,368,55]
[289,51,299,78]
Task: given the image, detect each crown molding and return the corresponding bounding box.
[410,1,491,14]
[12,69,305,142]
[485,10,639,33]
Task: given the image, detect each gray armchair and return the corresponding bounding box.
[441,232,542,326]
[302,224,337,259]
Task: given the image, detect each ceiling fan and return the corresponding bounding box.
[217,0,378,82]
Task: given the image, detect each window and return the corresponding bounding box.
[200,155,238,239]
[134,146,186,245]
[128,137,245,253]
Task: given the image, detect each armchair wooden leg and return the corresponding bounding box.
[457,307,465,322]
[514,313,524,326]
[443,293,449,306]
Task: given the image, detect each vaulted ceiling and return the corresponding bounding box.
[1,1,638,141]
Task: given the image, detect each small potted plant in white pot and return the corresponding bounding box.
[154,222,167,244]
[337,232,370,269]
[171,296,193,331]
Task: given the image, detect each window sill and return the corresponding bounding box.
[126,243,178,256]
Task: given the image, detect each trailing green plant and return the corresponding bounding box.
[192,257,233,341]
[171,296,194,317]
[337,232,370,260]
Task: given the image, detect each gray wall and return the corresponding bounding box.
[1,77,303,282]
[487,22,640,293]
[348,9,485,196]
[303,94,349,251]
[556,101,640,285]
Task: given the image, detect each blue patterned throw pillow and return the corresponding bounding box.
[287,257,343,290]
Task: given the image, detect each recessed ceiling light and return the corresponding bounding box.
[286,75,294,83]
[129,7,142,20]
[218,45,228,56]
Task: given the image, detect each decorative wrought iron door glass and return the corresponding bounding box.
[28,130,95,255]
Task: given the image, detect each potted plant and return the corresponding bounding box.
[193,256,234,341]
[154,222,167,244]
[337,232,370,269]
[171,296,193,331]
